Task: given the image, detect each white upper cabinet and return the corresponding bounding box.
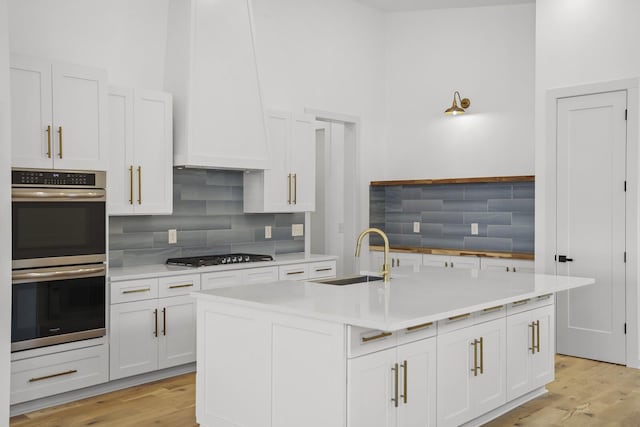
[243,110,316,213]
[165,0,269,170]
[11,55,107,170]
[108,87,173,216]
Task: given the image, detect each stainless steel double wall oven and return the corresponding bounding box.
[11,169,107,352]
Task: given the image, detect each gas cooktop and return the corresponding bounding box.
[166,253,274,267]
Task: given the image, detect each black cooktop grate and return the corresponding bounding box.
[166,253,274,267]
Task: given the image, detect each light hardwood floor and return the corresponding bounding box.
[10,354,640,426]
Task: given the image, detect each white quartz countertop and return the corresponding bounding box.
[192,266,594,331]
[108,253,338,281]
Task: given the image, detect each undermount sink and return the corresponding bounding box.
[314,275,384,286]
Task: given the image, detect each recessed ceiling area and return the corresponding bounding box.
[356,0,534,12]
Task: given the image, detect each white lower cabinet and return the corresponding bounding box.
[436,317,506,427]
[506,304,555,401]
[423,254,480,270]
[480,258,535,274]
[10,344,108,404]
[109,275,199,380]
[371,251,422,272]
[348,337,437,427]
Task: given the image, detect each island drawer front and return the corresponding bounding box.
[279,263,310,281]
[159,274,201,298]
[475,304,507,324]
[11,344,108,405]
[348,326,397,358]
[437,312,477,334]
[111,278,159,304]
[397,321,437,346]
[308,261,337,279]
[507,294,554,315]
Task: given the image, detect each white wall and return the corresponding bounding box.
[535,0,640,365]
[0,0,10,422]
[383,4,535,179]
[251,0,387,241]
[8,0,169,89]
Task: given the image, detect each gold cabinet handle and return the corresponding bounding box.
[153,309,158,337]
[168,283,194,289]
[451,262,454,268]
[537,293,553,300]
[445,261,448,268]
[448,313,471,322]
[529,322,535,353]
[535,320,540,353]
[406,322,433,332]
[397,258,400,267]
[57,126,63,158]
[471,340,479,376]
[361,331,392,343]
[29,369,77,383]
[401,360,408,404]
[46,125,52,158]
[129,165,134,205]
[512,299,530,306]
[391,363,399,408]
[287,174,292,204]
[482,305,503,313]
[314,267,333,272]
[162,307,167,336]
[293,173,297,204]
[392,258,395,268]
[506,266,509,272]
[122,288,151,294]
[513,267,517,273]
[137,166,142,204]
[479,336,484,374]
[286,270,305,275]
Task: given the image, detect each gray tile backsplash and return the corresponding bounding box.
[109,168,305,267]
[369,181,534,253]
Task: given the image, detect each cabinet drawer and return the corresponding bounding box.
[242,266,278,285]
[348,326,397,358]
[475,304,507,324]
[397,320,437,346]
[309,261,336,279]
[279,263,310,280]
[201,270,243,290]
[11,344,108,404]
[111,278,158,304]
[159,274,201,298]
[437,312,476,334]
[507,293,554,315]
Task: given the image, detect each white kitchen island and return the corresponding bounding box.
[192,266,593,427]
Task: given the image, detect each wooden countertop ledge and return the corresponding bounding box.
[369,245,535,260]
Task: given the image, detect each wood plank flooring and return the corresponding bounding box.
[11,354,640,426]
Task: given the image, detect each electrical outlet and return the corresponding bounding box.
[168,229,177,244]
[292,223,304,237]
[471,223,479,235]
[413,222,420,233]
[265,226,272,239]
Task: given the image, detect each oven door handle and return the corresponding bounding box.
[12,188,106,202]
[12,265,106,283]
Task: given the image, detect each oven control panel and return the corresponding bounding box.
[12,170,98,187]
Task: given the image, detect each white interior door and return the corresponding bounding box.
[555,90,627,364]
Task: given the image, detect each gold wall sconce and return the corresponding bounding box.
[444,91,471,115]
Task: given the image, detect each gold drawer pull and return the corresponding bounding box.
[315,267,333,272]
[361,331,392,343]
[29,369,77,383]
[122,288,151,294]
[512,299,530,306]
[482,305,504,313]
[401,360,408,404]
[286,270,305,275]
[406,322,433,332]
[57,126,63,158]
[448,313,471,322]
[537,293,552,300]
[169,283,194,289]
[46,125,52,158]
[391,363,399,408]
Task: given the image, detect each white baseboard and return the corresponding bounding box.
[462,387,547,427]
[10,363,195,417]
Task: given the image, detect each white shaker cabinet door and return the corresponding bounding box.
[107,87,135,215]
[133,90,173,215]
[51,62,107,171]
[289,113,316,211]
[110,299,159,380]
[348,347,397,427]
[396,338,437,427]
[10,56,53,169]
[470,318,507,416]
[261,111,291,212]
[506,310,533,401]
[531,305,555,389]
[158,295,196,369]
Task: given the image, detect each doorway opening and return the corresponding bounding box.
[305,109,360,276]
